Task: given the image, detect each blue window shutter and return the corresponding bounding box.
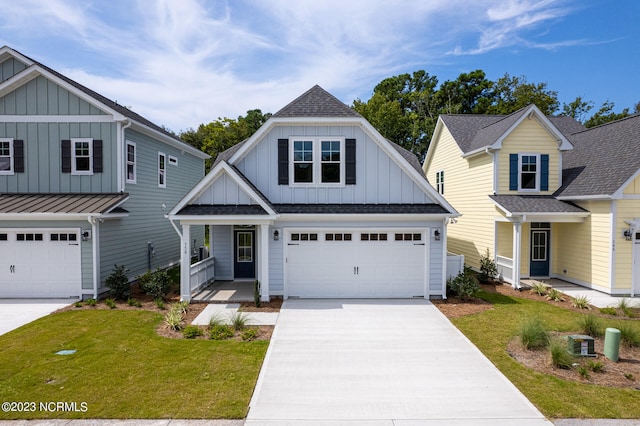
[277,139,288,185]
[541,154,549,191]
[509,154,518,190]
[345,139,356,185]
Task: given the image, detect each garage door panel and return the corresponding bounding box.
[287,230,427,298]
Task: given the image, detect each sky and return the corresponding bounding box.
[0,0,638,133]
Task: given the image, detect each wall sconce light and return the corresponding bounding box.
[624,229,633,241]
[273,230,279,241]
[434,229,441,241]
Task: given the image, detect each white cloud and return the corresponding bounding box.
[0,0,592,130]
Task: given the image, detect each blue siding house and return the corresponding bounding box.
[169,86,458,301]
[0,46,209,299]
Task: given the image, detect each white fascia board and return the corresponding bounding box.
[0,213,99,221]
[128,121,209,160]
[0,115,116,123]
[556,194,611,201]
[275,213,456,222]
[168,162,274,216]
[0,46,35,66]
[461,145,492,159]
[169,216,276,226]
[611,167,640,200]
[0,67,40,98]
[492,105,573,151]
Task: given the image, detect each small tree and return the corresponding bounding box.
[446,271,480,301]
[138,269,171,301]
[106,264,130,300]
[478,248,498,283]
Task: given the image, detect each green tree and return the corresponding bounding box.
[487,73,559,115]
[436,69,493,114]
[583,101,630,128]
[180,109,271,169]
[561,96,594,123]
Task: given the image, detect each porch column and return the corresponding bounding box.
[180,223,191,301]
[512,222,522,289]
[208,225,214,258]
[259,224,270,302]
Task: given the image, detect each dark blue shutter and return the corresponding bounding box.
[13,140,24,173]
[93,139,103,173]
[61,140,71,173]
[509,154,518,190]
[345,138,356,185]
[540,154,549,191]
[277,139,288,185]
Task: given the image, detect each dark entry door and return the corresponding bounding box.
[530,229,550,276]
[234,230,255,279]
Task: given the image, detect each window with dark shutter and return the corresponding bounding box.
[345,138,356,185]
[540,154,549,191]
[61,140,71,173]
[509,153,518,190]
[93,139,103,173]
[278,139,288,185]
[12,140,24,173]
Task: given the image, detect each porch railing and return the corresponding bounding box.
[496,255,513,283]
[446,252,464,279]
[190,256,215,293]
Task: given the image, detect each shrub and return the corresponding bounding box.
[546,288,565,302]
[577,314,603,337]
[154,298,165,310]
[529,282,548,296]
[254,280,261,308]
[599,307,617,316]
[586,360,604,373]
[618,322,640,348]
[164,309,183,331]
[73,301,83,308]
[127,298,142,308]
[182,325,204,339]
[105,298,117,309]
[519,316,549,350]
[207,313,224,328]
[241,327,258,341]
[209,324,234,340]
[230,312,250,331]
[550,338,574,369]
[85,298,97,307]
[138,269,171,301]
[174,300,189,315]
[106,264,130,300]
[571,295,591,310]
[447,271,480,301]
[577,365,590,380]
[478,248,497,283]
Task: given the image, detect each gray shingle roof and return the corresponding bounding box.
[489,195,588,214]
[273,85,362,118]
[440,114,506,154]
[177,205,268,216]
[0,193,129,214]
[273,204,449,214]
[558,114,640,197]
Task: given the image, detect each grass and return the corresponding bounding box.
[518,316,549,349]
[0,309,268,419]
[452,290,640,418]
[577,314,603,337]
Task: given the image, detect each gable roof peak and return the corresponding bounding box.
[273,85,362,118]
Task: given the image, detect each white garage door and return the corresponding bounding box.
[286,229,427,298]
[0,229,81,298]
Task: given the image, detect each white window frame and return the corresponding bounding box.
[71,138,93,175]
[518,153,540,192]
[126,141,136,184]
[289,137,345,186]
[0,138,14,175]
[158,152,167,188]
[168,155,178,166]
[435,170,444,194]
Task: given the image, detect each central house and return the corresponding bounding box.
[169,86,458,301]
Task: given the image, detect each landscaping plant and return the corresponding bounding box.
[230,312,250,331]
[447,270,480,301]
[138,268,171,301]
[241,327,259,341]
[164,309,183,331]
[617,322,640,348]
[549,337,574,369]
[519,316,549,350]
[546,288,565,302]
[478,248,498,283]
[571,295,591,310]
[209,324,234,340]
[529,281,548,296]
[105,298,117,309]
[106,264,131,300]
[182,325,204,339]
[577,314,603,337]
[254,280,261,308]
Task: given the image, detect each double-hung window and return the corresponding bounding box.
[158,152,166,188]
[72,138,93,174]
[519,154,539,191]
[435,170,444,194]
[126,141,136,183]
[0,139,13,174]
[291,138,344,185]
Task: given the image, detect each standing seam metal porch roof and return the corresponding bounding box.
[0,193,129,214]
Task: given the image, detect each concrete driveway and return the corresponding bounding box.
[247,299,551,425]
[0,299,72,336]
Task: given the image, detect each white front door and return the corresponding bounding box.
[286,229,428,298]
[0,229,81,298]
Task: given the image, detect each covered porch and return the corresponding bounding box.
[490,195,590,288]
[192,280,255,302]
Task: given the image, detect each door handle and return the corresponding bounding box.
[354,266,356,275]
[10,264,15,273]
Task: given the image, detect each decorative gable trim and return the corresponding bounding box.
[168,161,276,217]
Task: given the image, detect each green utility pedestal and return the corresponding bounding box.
[604,327,621,362]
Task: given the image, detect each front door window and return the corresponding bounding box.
[237,232,253,262]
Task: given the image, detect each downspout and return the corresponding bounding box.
[118,119,132,192]
[88,216,101,300]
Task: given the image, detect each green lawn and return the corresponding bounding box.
[453,291,640,419]
[0,309,268,419]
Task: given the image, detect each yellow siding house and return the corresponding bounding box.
[424,105,640,296]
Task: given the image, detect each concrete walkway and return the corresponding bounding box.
[521,279,640,308]
[0,299,72,336]
[191,303,279,326]
[247,299,550,425]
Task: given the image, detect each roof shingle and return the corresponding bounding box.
[273,85,362,118]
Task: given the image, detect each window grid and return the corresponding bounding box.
[0,140,12,173]
[293,141,313,183]
[436,170,444,194]
[126,142,136,183]
[158,153,166,187]
[320,140,341,183]
[520,155,537,190]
